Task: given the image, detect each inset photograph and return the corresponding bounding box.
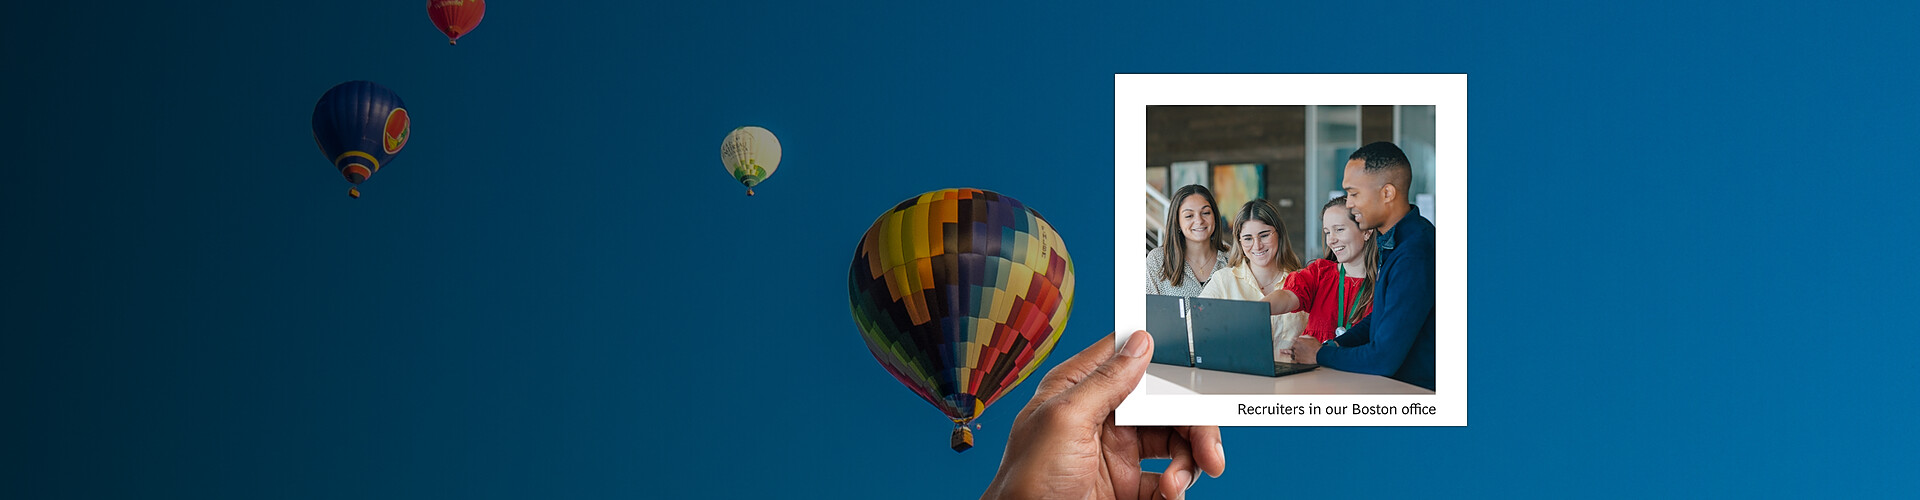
[1113,74,1466,426]
[1140,105,1436,396]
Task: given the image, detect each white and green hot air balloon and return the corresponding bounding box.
[721,126,782,196]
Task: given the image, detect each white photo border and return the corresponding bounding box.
[1113,74,1468,426]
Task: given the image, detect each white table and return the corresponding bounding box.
[1143,363,1434,395]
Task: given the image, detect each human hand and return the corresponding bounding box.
[1290,335,1323,365]
[980,332,1226,500]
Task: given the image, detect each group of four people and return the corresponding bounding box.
[1145,141,1436,390]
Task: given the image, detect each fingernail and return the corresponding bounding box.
[1176,470,1193,492]
[1211,441,1224,477]
[1123,331,1151,358]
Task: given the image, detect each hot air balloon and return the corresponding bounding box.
[311,81,409,199]
[847,188,1075,452]
[427,0,486,45]
[721,126,780,196]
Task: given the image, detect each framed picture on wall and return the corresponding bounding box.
[1210,163,1266,217]
[1170,161,1207,193]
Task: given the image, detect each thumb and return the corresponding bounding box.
[1055,330,1154,417]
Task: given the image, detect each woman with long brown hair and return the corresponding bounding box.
[1263,195,1377,346]
[1145,184,1231,297]
[1199,198,1308,361]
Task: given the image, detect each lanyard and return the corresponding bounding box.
[1338,264,1368,330]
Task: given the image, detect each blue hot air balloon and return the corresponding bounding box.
[311,81,410,198]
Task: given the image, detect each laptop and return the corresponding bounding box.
[1145,294,1193,366]
[1186,296,1320,378]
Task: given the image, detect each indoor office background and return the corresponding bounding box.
[1146,105,1437,261]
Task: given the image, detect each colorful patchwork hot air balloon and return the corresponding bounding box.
[720,126,780,196]
[311,81,409,199]
[427,0,486,45]
[847,188,1075,452]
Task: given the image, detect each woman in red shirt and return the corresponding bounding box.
[1259,196,1377,343]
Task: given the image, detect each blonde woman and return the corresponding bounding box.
[1198,198,1308,362]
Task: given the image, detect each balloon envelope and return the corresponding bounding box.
[847,188,1075,444]
[311,81,408,196]
[721,126,780,194]
[427,0,486,45]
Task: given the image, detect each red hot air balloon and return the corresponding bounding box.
[427,0,486,45]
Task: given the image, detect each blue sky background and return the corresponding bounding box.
[9,1,1920,498]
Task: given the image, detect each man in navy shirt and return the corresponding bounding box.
[1286,142,1436,390]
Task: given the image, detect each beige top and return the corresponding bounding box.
[1198,262,1309,363]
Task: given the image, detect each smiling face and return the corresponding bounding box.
[1323,204,1370,264]
[1176,194,1216,244]
[1237,219,1280,269]
[1342,158,1389,231]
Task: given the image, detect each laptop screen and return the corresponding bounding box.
[1144,294,1192,366]
[1187,297,1277,373]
